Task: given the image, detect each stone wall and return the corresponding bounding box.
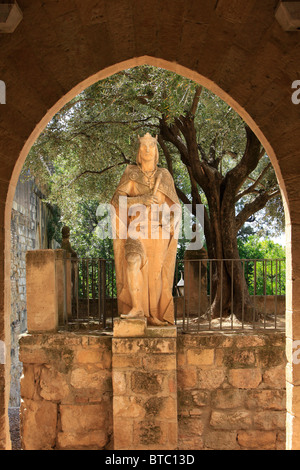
[19,332,112,451]
[10,180,59,406]
[177,333,286,450]
[19,330,286,451]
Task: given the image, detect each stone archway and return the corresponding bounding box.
[0,0,299,449]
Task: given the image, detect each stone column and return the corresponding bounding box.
[286,222,300,450]
[112,318,178,450]
[26,250,62,333]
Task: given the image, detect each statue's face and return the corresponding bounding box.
[139,140,157,162]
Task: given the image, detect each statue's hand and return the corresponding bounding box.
[138,195,159,207]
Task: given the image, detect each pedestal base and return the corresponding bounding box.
[113,317,147,337]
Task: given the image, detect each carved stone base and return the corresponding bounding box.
[146,325,177,338]
[113,318,147,338]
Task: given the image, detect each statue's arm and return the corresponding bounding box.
[113,181,158,208]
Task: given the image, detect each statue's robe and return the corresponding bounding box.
[111,165,181,324]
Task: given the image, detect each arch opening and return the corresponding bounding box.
[5,56,290,450]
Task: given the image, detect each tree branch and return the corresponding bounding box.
[190,86,203,116]
[69,160,131,187]
[235,162,273,202]
[235,189,280,233]
[222,126,264,198]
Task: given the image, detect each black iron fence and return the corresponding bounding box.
[59,257,286,333]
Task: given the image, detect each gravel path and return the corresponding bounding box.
[8,407,21,451]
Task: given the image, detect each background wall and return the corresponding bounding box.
[10,180,59,406]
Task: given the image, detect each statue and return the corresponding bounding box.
[61,226,77,258]
[111,133,181,326]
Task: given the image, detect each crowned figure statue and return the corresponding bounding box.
[111,133,181,326]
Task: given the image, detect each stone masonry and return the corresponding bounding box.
[112,321,178,450]
[19,330,286,451]
[10,180,59,407]
[177,333,286,450]
[19,333,112,450]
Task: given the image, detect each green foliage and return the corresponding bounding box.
[238,235,286,295]
[22,65,284,258]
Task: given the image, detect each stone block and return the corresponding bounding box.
[40,366,70,402]
[144,396,177,419]
[204,431,239,450]
[211,389,246,409]
[237,430,277,450]
[26,250,59,333]
[146,326,177,338]
[197,369,226,390]
[70,367,112,393]
[228,368,262,389]
[210,410,252,430]
[142,354,176,371]
[112,370,127,395]
[60,404,107,433]
[20,365,42,401]
[113,396,145,419]
[263,366,286,389]
[112,354,143,369]
[178,417,204,439]
[131,370,165,395]
[113,417,133,449]
[186,348,215,366]
[113,318,146,337]
[21,399,57,450]
[57,430,108,450]
[133,420,168,447]
[246,390,286,411]
[253,411,286,431]
[177,368,197,389]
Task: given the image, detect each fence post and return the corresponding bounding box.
[55,250,72,326]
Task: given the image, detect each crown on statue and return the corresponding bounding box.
[138,133,158,144]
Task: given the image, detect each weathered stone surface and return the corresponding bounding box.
[177,368,197,389]
[211,389,246,409]
[20,365,42,401]
[187,349,215,366]
[263,366,286,389]
[113,318,146,338]
[146,326,177,338]
[204,431,239,450]
[112,370,127,395]
[197,369,226,389]
[237,430,277,450]
[228,368,262,389]
[26,250,59,333]
[131,371,163,395]
[246,390,286,411]
[60,404,107,433]
[113,396,146,419]
[21,399,57,450]
[57,430,108,450]
[253,411,286,431]
[210,410,252,430]
[70,367,111,392]
[40,366,70,402]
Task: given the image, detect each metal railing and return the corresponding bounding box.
[173,259,285,332]
[60,257,286,333]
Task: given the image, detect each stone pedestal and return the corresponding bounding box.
[112,319,178,450]
[26,250,59,333]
